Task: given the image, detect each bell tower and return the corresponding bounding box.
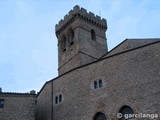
[55,5,108,75]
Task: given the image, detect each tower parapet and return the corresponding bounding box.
[56,5,107,36]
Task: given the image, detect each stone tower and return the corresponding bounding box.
[55,5,108,75]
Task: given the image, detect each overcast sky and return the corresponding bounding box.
[0,0,160,93]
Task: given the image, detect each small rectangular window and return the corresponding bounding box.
[0,99,5,108]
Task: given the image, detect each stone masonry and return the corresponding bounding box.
[56,5,108,75]
[36,39,160,120]
[36,5,160,120]
[0,5,160,120]
[0,93,36,120]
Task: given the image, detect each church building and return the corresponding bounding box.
[0,5,160,120]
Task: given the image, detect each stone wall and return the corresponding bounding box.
[36,81,53,120]
[0,93,36,120]
[49,41,160,120]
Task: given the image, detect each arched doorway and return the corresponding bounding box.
[119,105,134,120]
[93,112,107,120]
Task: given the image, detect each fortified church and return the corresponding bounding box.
[0,5,160,120]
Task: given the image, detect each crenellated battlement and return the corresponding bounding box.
[55,5,107,35]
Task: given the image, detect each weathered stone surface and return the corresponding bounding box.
[1,5,160,120]
[56,5,108,75]
[36,5,160,120]
[0,93,36,120]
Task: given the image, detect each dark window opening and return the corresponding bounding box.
[91,29,96,41]
[63,48,66,52]
[93,112,107,120]
[94,81,98,89]
[55,94,63,105]
[59,95,62,102]
[70,41,74,46]
[61,35,66,52]
[68,29,74,46]
[99,79,103,88]
[119,106,134,120]
[94,80,103,89]
[0,99,4,108]
[55,96,58,104]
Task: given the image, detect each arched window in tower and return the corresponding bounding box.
[55,96,58,104]
[99,79,103,88]
[93,112,107,120]
[91,29,96,41]
[68,29,74,46]
[61,35,67,52]
[59,94,62,102]
[94,81,98,89]
[119,105,134,120]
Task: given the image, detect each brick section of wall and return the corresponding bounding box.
[0,93,36,120]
